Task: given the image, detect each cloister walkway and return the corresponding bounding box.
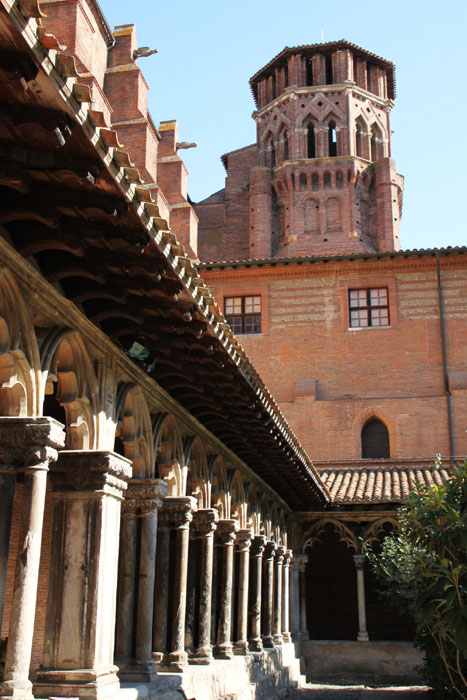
[289,684,431,700]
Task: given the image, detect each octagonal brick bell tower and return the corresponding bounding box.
[248,40,404,259]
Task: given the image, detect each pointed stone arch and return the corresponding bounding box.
[153,413,184,494]
[185,436,209,508]
[115,384,153,478]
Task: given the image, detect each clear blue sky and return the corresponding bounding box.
[99,0,466,251]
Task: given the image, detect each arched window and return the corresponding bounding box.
[270,138,276,167]
[312,173,319,191]
[306,58,313,86]
[371,123,383,162]
[355,117,366,158]
[299,173,307,191]
[325,54,333,84]
[283,129,289,161]
[328,120,337,157]
[361,418,390,458]
[307,123,316,158]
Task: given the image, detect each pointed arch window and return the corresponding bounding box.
[307,123,316,158]
[361,418,390,458]
[371,123,383,162]
[328,120,337,157]
[355,117,366,158]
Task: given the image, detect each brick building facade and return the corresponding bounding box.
[0,3,462,698]
[196,41,467,467]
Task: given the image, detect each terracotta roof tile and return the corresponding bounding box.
[317,464,452,504]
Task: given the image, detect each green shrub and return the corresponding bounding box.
[367,460,467,699]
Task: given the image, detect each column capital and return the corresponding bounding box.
[236,528,253,552]
[127,478,168,515]
[217,519,238,545]
[250,534,266,557]
[353,553,366,569]
[295,553,308,572]
[0,417,65,473]
[192,508,219,536]
[283,549,293,565]
[275,545,286,563]
[50,450,132,499]
[263,540,277,560]
[159,495,197,529]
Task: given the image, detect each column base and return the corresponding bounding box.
[273,634,283,645]
[357,631,369,642]
[189,647,213,665]
[262,635,274,649]
[0,678,34,700]
[214,643,234,660]
[233,640,249,655]
[300,631,310,641]
[248,637,263,652]
[34,667,120,700]
[167,650,188,671]
[291,631,301,643]
[117,658,158,682]
[282,632,292,643]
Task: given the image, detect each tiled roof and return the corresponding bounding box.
[197,246,467,270]
[317,464,452,504]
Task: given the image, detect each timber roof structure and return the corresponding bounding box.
[0,0,328,508]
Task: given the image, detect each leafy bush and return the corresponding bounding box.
[367,460,467,699]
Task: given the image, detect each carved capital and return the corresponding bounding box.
[50,450,132,499]
[192,508,219,537]
[121,498,138,517]
[126,478,168,515]
[353,554,366,570]
[159,496,197,529]
[0,417,65,473]
[294,553,308,573]
[250,534,266,557]
[263,541,277,560]
[236,528,253,552]
[275,545,286,564]
[217,519,238,546]
[283,548,293,566]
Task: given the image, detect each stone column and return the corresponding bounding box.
[296,554,309,641]
[262,541,276,648]
[191,508,218,664]
[215,519,238,660]
[161,496,196,671]
[117,479,168,682]
[152,514,171,667]
[0,417,64,700]
[273,545,285,645]
[289,556,300,642]
[281,549,292,643]
[353,554,369,642]
[249,535,265,652]
[115,498,138,666]
[234,529,252,655]
[0,472,15,628]
[33,450,131,700]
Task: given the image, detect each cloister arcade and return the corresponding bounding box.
[0,270,310,698]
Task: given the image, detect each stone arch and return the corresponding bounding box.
[185,436,209,508]
[209,455,228,518]
[245,483,260,534]
[260,496,273,540]
[39,328,99,449]
[229,470,247,527]
[355,115,369,159]
[303,518,359,553]
[115,384,153,478]
[0,270,39,416]
[370,121,384,161]
[153,413,184,494]
[279,511,288,548]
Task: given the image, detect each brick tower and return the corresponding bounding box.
[196,40,404,261]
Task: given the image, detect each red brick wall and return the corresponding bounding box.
[201,253,467,462]
[1,483,54,672]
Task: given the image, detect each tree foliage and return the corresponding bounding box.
[367,460,467,699]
